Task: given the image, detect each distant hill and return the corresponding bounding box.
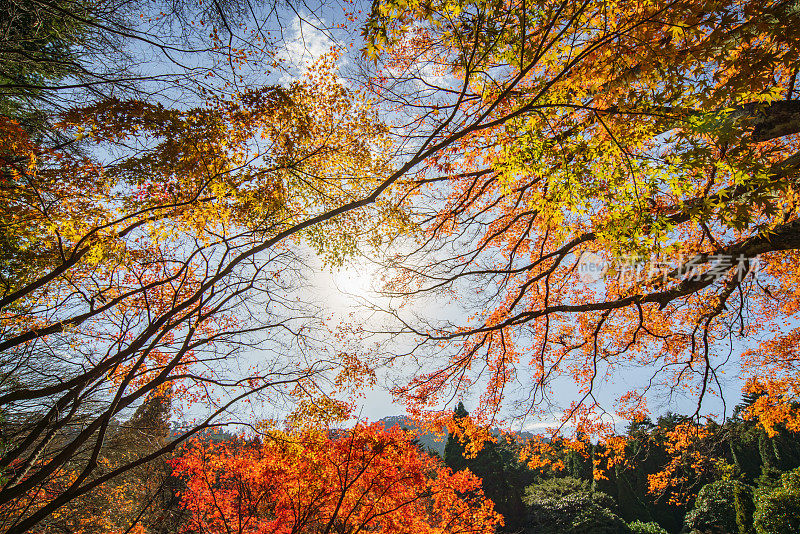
[377,415,540,456]
[378,415,449,455]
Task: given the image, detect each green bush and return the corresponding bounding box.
[627,520,668,534]
[754,467,800,534]
[685,479,752,534]
[524,477,630,534]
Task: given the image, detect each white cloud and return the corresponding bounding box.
[276,15,337,82]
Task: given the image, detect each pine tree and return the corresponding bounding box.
[444,402,470,473]
[443,403,526,532]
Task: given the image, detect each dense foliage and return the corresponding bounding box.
[2,0,800,532]
[172,423,501,534]
[436,404,800,534]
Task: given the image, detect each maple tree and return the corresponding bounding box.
[0,78,403,532]
[172,422,501,534]
[4,0,800,530]
[0,0,495,527]
[0,28,406,534]
[357,0,800,446]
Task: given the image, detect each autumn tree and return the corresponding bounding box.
[172,422,501,534]
[0,0,514,525]
[358,0,800,450]
[6,0,800,530]
[0,0,498,524]
[0,40,406,533]
[10,392,180,534]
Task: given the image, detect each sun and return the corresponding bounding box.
[331,262,378,299]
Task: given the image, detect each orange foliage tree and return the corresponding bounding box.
[0,48,404,534]
[348,0,800,493]
[6,0,800,528]
[171,422,501,534]
[361,0,800,434]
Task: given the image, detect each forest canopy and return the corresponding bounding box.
[1,0,800,533]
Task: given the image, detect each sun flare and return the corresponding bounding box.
[331,263,378,299]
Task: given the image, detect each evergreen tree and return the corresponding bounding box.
[443,403,527,532]
[443,402,470,473]
[627,520,668,534]
[727,419,763,486]
[613,417,683,533]
[564,434,593,482]
[30,391,180,533]
[734,482,755,534]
